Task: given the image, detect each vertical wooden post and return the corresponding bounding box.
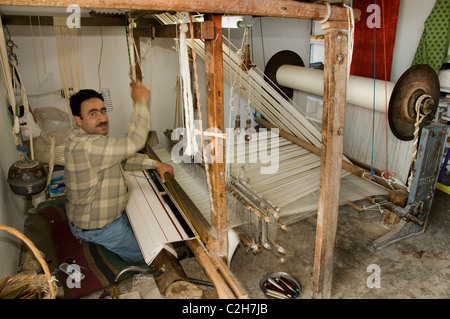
[204,14,228,258]
[312,21,349,299]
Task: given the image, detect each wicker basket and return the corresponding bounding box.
[0,224,58,299]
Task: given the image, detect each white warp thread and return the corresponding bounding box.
[178,22,198,156]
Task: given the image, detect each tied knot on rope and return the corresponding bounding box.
[369,169,377,182]
[382,170,397,180]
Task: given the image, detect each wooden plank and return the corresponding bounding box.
[0,15,157,26]
[204,14,228,259]
[311,21,349,299]
[0,0,360,22]
[134,22,214,40]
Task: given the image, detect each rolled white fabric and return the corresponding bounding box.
[276,64,395,113]
[439,69,450,92]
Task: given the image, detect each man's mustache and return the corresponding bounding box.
[97,122,108,127]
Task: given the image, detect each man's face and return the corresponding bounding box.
[74,97,109,135]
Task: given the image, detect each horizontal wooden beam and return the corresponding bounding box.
[0,0,360,22]
[134,21,214,40]
[0,15,157,27]
[1,15,213,40]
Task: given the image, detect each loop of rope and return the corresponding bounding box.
[407,94,432,191]
[318,2,332,24]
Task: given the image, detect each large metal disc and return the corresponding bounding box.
[388,64,440,141]
[264,50,304,99]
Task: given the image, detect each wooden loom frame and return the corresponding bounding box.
[0,0,360,299]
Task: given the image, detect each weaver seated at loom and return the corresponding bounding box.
[63,78,241,297]
[64,81,174,264]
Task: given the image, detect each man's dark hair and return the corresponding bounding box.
[70,89,104,117]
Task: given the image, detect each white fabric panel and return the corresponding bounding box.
[125,170,194,265]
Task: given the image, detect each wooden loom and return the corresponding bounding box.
[155,12,390,253]
[1,0,362,299]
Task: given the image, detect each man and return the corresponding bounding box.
[64,81,173,263]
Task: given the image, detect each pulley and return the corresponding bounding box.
[388,64,440,141]
[264,50,304,99]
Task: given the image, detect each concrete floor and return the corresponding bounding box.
[228,188,450,299]
[175,186,449,299]
[21,182,449,299]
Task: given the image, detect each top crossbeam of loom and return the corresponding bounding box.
[0,0,360,23]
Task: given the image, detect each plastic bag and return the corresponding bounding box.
[33,107,72,166]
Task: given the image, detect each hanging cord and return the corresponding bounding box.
[133,36,143,78]
[407,94,430,191]
[37,16,47,74]
[126,16,137,82]
[16,64,34,159]
[380,0,395,180]
[98,26,104,91]
[1,23,20,152]
[244,68,253,141]
[0,33,36,162]
[53,17,80,126]
[29,16,41,85]
[259,17,266,68]
[173,75,181,129]
[225,19,237,183]
[367,0,397,181]
[10,51,35,160]
[344,5,394,188]
[126,16,145,83]
[225,24,248,179]
[382,0,390,178]
[46,135,56,188]
[369,0,378,178]
[177,12,198,156]
[173,18,185,131]
[343,3,355,85]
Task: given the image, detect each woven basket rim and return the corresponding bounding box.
[0,224,57,299]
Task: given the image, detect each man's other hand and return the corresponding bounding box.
[155,162,174,183]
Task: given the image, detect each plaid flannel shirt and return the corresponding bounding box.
[64,102,157,230]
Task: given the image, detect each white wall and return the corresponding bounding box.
[6,24,179,143]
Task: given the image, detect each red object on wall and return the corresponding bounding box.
[350,0,400,81]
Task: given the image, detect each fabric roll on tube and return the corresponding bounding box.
[276,64,395,113]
